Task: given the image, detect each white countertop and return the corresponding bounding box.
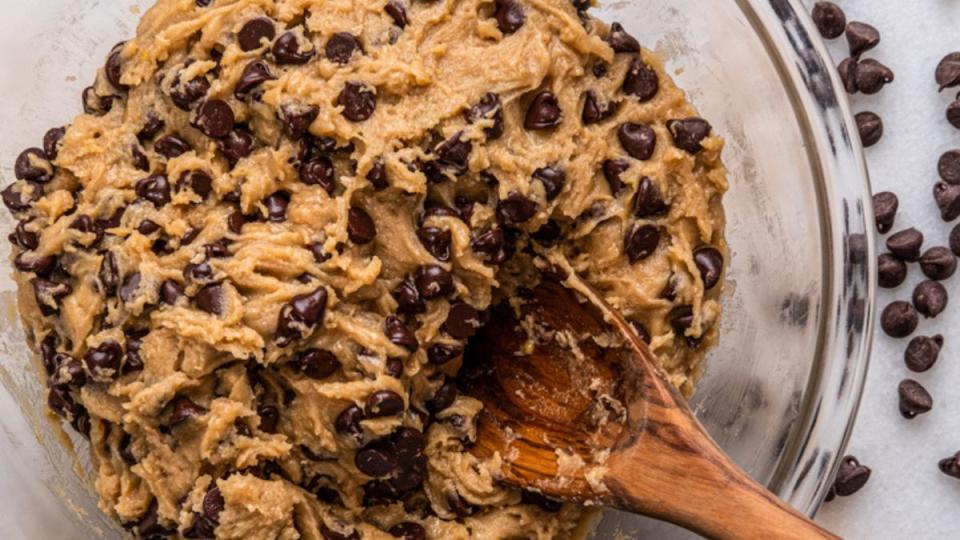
[806,1,960,537]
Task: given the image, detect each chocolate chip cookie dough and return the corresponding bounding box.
[3,0,727,537]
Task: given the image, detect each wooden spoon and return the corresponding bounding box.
[459,280,838,540]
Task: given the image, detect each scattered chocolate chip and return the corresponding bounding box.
[1,181,41,213]
[417,227,451,262]
[445,302,480,339]
[592,62,608,78]
[14,253,56,275]
[833,455,870,496]
[939,452,960,479]
[845,21,879,57]
[471,228,506,263]
[913,280,948,318]
[385,0,408,27]
[154,134,191,159]
[338,82,377,122]
[934,182,960,221]
[415,265,454,299]
[435,131,472,172]
[607,22,639,52]
[279,102,320,139]
[43,127,66,160]
[632,177,669,217]
[15,148,53,182]
[300,157,336,193]
[838,56,859,94]
[602,158,630,197]
[385,316,419,351]
[880,300,918,338]
[905,334,943,373]
[622,57,659,101]
[936,52,960,91]
[898,379,933,419]
[667,118,711,153]
[693,246,723,290]
[624,224,660,263]
[497,191,538,223]
[920,247,957,280]
[524,91,562,130]
[160,280,184,305]
[428,343,463,365]
[886,228,923,262]
[618,122,656,160]
[170,73,210,111]
[265,191,290,222]
[347,207,377,244]
[193,99,235,139]
[9,220,38,250]
[533,166,566,201]
[326,33,362,64]
[273,31,315,65]
[238,17,276,51]
[292,349,341,380]
[335,404,366,443]
[393,278,426,314]
[83,341,123,381]
[855,111,883,147]
[465,92,504,139]
[195,283,226,315]
[366,390,405,417]
[581,90,619,125]
[234,60,276,99]
[855,59,894,95]
[812,2,846,39]
[939,149,960,184]
[494,0,525,34]
[275,286,328,345]
[877,254,907,289]
[169,396,206,426]
[177,170,213,199]
[135,174,171,207]
[872,191,898,233]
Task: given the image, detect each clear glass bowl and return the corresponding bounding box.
[0,0,874,538]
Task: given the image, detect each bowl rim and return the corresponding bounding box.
[736,0,876,517]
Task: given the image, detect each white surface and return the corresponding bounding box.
[807,1,960,538]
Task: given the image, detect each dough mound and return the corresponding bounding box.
[4,0,726,538]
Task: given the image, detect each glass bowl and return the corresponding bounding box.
[0,0,873,537]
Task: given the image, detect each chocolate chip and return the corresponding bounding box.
[43,127,66,160]
[838,57,859,94]
[32,276,72,316]
[845,21,879,57]
[154,135,191,159]
[177,170,213,199]
[15,148,53,182]
[135,174,171,207]
[356,441,399,477]
[202,486,224,524]
[494,0,525,34]
[607,22,639,52]
[913,280,948,318]
[138,115,165,143]
[275,286,328,345]
[667,118,711,153]
[273,31,315,65]
[388,522,426,540]
[326,33,362,64]
[435,132,472,173]
[934,182,960,221]
[632,177,668,218]
[812,2,846,39]
[338,82,377,121]
[279,102,320,139]
[193,99,235,139]
[497,191,538,223]
[919,247,957,280]
[937,52,960,91]
[292,349,340,380]
[939,452,960,479]
[524,91,562,130]
[428,377,457,413]
[533,166,565,201]
[82,86,115,116]
[1,181,40,213]
[447,492,474,517]
[948,98,960,129]
[385,0,408,27]
[898,379,933,419]
[465,93,504,139]
[238,17,276,51]
[195,283,226,315]
[855,59,894,95]
[257,404,279,433]
[445,302,480,339]
[833,455,870,496]
[471,228,506,263]
[855,111,883,147]
[234,59,276,99]
[366,160,389,190]
[169,396,206,426]
[385,316,419,351]
[119,272,141,303]
[618,122,656,160]
[83,341,122,381]
[872,191,897,233]
[877,253,907,289]
[160,280,184,305]
[347,206,377,244]
[428,343,463,365]
[416,227,451,262]
[886,228,923,262]
[880,300,918,338]
[300,157,336,193]
[533,220,561,246]
[939,149,960,184]
[622,57,659,101]
[904,334,943,373]
[9,220,38,250]
[392,278,426,314]
[14,252,56,275]
[50,356,86,389]
[624,224,660,263]
[693,246,723,290]
[415,265,454,299]
[100,252,119,296]
[365,390,405,418]
[131,144,150,172]
[335,405,366,443]
[581,90,619,125]
[600,158,630,197]
[170,74,210,111]
[265,191,290,222]
[104,43,127,90]
[185,260,214,282]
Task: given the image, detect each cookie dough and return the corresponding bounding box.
[3,0,727,538]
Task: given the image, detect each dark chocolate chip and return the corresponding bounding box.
[667,118,712,153]
[177,170,213,199]
[855,111,883,147]
[119,272,141,303]
[385,316,419,351]
[292,349,340,379]
[497,191,538,223]
[913,280,948,318]
[471,228,506,263]
[445,302,480,339]
[131,144,150,171]
[275,286,328,345]
[264,191,290,222]
[105,43,128,91]
[234,60,276,99]
[948,99,960,129]
[15,148,53,182]
[160,280,184,305]
[494,0,525,34]
[524,91,562,130]
[904,334,943,373]
[347,206,377,244]
[138,115,165,142]
[279,102,319,139]
[533,166,565,201]
[581,89,620,125]
[465,93,504,139]
[845,21,879,57]
[414,265,454,299]
[602,159,629,197]
[335,404,366,443]
[14,253,56,275]
[366,160,389,190]
[939,452,960,479]
[939,149,960,184]
[838,56,859,94]
[898,379,933,419]
[833,455,870,496]
[169,396,206,426]
[257,404,279,433]
[435,132,472,173]
[618,122,656,160]
[202,486,224,524]
[83,341,123,381]
[338,82,377,121]
[388,522,426,540]
[193,99,235,139]
[693,246,723,290]
[880,300,918,338]
[919,247,956,280]
[100,252,119,296]
[812,2,846,39]
[886,228,923,261]
[607,22,639,52]
[195,283,226,315]
[936,52,960,91]
[326,33,362,64]
[872,191,897,233]
[855,59,894,95]
[43,127,66,160]
[393,278,426,314]
[1,181,41,213]
[185,260,215,282]
[9,219,38,250]
[877,253,907,289]
[385,0,409,27]
[428,377,457,413]
[135,174,171,207]
[428,343,463,365]
[417,227,451,262]
[624,224,660,263]
[934,182,960,221]
[300,157,336,193]
[154,135,191,158]
[622,57,659,102]
[632,177,669,217]
[32,277,72,316]
[365,390,405,417]
[238,17,276,51]
[356,441,399,477]
[170,73,210,111]
[273,31,315,65]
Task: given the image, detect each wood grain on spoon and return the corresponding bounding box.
[459,280,839,540]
